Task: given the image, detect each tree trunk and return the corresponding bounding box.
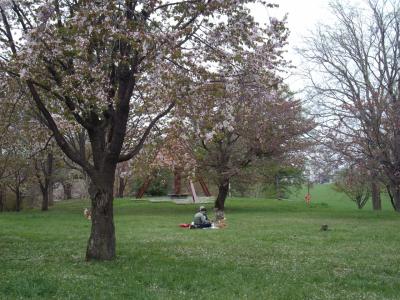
[117,177,126,198]
[214,178,229,220]
[41,185,49,211]
[48,183,54,206]
[356,196,362,209]
[136,177,151,199]
[86,178,116,261]
[355,193,369,209]
[42,191,49,211]
[47,152,54,206]
[371,180,381,211]
[63,182,72,200]
[388,184,400,212]
[15,187,22,212]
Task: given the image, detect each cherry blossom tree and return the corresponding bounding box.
[130,131,199,198]
[176,17,312,217]
[0,0,274,260]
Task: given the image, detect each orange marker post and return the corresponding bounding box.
[305,193,311,205]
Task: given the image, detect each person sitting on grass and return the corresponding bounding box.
[191,206,212,229]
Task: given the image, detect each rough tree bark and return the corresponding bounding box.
[86,170,116,260]
[81,122,120,260]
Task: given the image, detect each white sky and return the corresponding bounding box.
[250,0,334,91]
[254,1,332,47]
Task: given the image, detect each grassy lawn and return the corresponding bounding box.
[1,184,400,299]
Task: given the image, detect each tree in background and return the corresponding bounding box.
[261,161,305,200]
[307,144,382,210]
[3,131,32,211]
[33,144,55,211]
[334,166,371,209]
[7,165,28,211]
[230,158,305,199]
[302,0,399,211]
[130,130,199,197]
[115,161,132,198]
[0,75,20,211]
[0,77,37,211]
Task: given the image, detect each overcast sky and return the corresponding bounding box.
[250,0,334,91]
[260,1,332,48]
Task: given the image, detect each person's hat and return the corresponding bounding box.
[199,206,207,212]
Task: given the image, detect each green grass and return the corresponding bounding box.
[1,184,400,299]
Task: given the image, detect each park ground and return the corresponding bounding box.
[0,184,400,300]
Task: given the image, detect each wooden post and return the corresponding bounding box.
[189,180,198,203]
